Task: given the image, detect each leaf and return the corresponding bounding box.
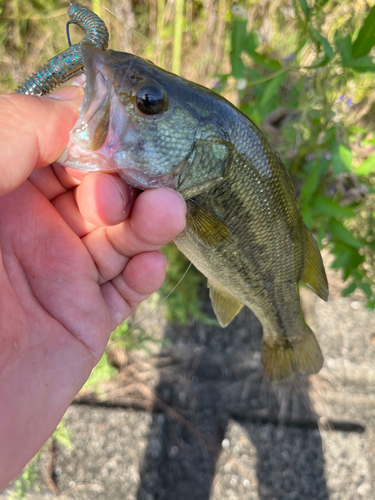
[332,140,352,174]
[310,27,334,59]
[248,51,281,69]
[231,17,247,56]
[245,30,259,55]
[313,196,356,218]
[329,219,362,249]
[317,220,327,247]
[358,281,373,298]
[331,245,352,269]
[334,34,353,66]
[330,242,364,278]
[343,250,365,280]
[305,54,331,69]
[230,52,245,79]
[245,66,262,83]
[230,18,251,79]
[259,72,286,107]
[352,4,375,58]
[298,0,310,20]
[349,55,375,73]
[301,201,313,229]
[314,0,329,11]
[296,38,308,55]
[342,281,357,297]
[321,127,336,145]
[334,30,375,73]
[355,153,375,176]
[300,161,322,200]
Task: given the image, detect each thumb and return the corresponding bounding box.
[0,86,84,197]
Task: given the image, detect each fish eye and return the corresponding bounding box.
[136,84,168,115]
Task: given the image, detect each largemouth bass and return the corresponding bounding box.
[58,45,329,381]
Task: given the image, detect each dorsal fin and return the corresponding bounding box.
[302,225,329,301]
[186,199,234,249]
[208,280,244,327]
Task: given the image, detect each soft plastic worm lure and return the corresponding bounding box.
[15,3,109,95]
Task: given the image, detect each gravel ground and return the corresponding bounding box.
[1,261,374,500]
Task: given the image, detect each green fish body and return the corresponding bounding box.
[59,46,329,381]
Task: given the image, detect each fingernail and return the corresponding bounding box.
[165,187,187,213]
[104,174,129,213]
[49,86,85,100]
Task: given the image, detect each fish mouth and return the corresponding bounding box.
[117,168,180,190]
[57,44,181,190]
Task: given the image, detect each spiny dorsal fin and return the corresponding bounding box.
[302,224,329,301]
[186,199,234,249]
[208,280,244,327]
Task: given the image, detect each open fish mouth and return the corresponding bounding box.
[57,44,182,190]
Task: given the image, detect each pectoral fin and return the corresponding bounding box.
[186,199,234,249]
[302,225,329,301]
[208,281,244,327]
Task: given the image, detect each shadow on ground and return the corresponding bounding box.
[4,262,375,500]
[136,305,329,500]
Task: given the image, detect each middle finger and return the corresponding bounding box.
[81,188,186,284]
[50,172,136,237]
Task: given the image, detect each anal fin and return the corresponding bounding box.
[208,280,244,327]
[302,225,329,301]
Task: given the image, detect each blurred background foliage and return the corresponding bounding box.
[1,0,375,319]
[218,0,375,309]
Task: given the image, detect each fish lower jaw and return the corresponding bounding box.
[117,169,179,190]
[59,145,179,190]
[57,144,113,173]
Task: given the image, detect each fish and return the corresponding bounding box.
[58,44,329,381]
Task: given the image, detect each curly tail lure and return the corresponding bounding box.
[15,3,109,96]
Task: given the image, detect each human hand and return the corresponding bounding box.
[0,87,186,488]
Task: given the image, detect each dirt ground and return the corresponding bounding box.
[1,255,375,500]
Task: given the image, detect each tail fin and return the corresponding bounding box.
[261,325,323,382]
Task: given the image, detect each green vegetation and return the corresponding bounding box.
[0,0,68,92]
[84,318,171,390]
[8,419,71,499]
[8,458,40,500]
[160,243,217,325]
[83,349,118,389]
[217,0,375,307]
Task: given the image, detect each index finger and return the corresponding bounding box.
[0,87,83,197]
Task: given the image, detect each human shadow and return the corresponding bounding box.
[136,302,329,500]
